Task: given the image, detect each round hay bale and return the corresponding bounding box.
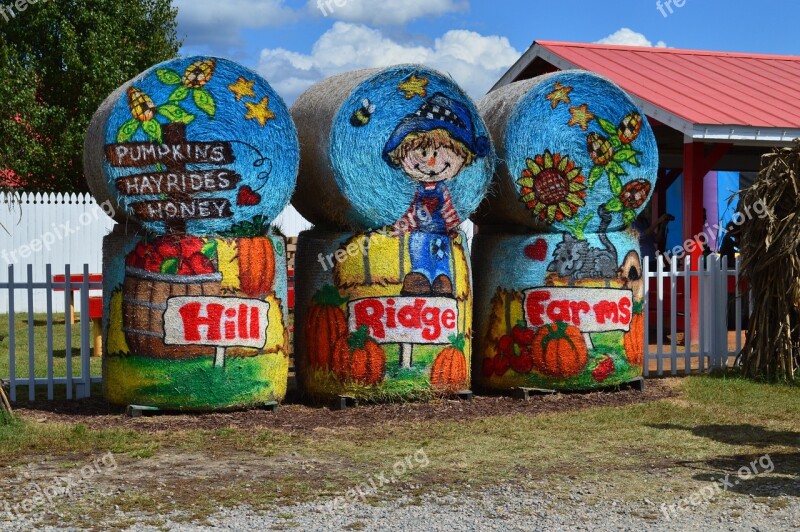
[291,65,495,230]
[471,227,644,392]
[85,56,299,236]
[475,70,658,233]
[294,227,473,402]
[102,228,290,410]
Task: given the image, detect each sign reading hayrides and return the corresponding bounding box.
[164,296,271,368]
[90,56,299,411]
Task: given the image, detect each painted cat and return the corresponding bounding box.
[547,205,618,281]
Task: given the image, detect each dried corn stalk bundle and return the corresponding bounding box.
[740,139,800,381]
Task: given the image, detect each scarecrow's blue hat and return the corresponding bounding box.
[382,92,490,167]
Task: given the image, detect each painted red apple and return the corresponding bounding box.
[592,355,615,383]
[155,237,181,260]
[185,252,215,275]
[181,236,204,258]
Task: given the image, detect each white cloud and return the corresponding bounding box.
[258,22,521,103]
[308,0,467,26]
[175,0,298,48]
[596,28,667,48]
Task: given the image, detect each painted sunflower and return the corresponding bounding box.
[518,150,587,224]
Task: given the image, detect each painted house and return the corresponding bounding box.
[493,41,800,259]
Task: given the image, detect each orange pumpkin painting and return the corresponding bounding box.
[238,237,275,297]
[331,326,386,385]
[430,334,468,390]
[531,321,589,378]
[305,285,349,371]
[623,313,645,367]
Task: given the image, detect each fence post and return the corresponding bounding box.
[643,258,650,377]
[7,264,15,402]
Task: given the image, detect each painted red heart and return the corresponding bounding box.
[524,239,548,261]
[237,186,261,206]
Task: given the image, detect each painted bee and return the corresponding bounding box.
[350,98,376,127]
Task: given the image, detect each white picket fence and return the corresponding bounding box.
[643,253,748,376]
[2,264,101,402]
[0,192,115,314]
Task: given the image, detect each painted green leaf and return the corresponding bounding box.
[614,148,634,162]
[623,209,637,225]
[629,156,640,166]
[606,198,623,212]
[589,166,604,186]
[610,175,623,195]
[160,258,179,275]
[117,118,140,143]
[169,86,190,102]
[142,119,163,143]
[598,117,618,136]
[156,69,182,85]
[158,103,195,124]
[608,161,626,176]
[194,88,216,117]
[201,240,218,259]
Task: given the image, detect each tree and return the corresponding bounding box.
[0,0,180,192]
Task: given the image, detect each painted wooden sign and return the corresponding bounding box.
[86,57,299,235]
[524,287,633,333]
[349,297,459,344]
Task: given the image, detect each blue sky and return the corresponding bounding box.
[174,0,800,103]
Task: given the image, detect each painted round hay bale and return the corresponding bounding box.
[293,227,473,402]
[102,227,290,410]
[85,56,299,235]
[291,65,494,230]
[475,71,658,233]
[471,228,644,392]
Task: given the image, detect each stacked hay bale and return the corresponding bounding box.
[473,71,658,391]
[85,57,299,410]
[291,66,495,402]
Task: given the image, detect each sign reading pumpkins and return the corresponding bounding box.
[90,57,299,411]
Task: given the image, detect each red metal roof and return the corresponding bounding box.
[497,41,800,142]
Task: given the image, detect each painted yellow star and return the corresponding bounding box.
[545,82,572,109]
[229,77,256,101]
[398,74,429,100]
[244,97,275,127]
[568,104,595,130]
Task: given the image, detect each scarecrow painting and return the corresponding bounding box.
[383,93,489,297]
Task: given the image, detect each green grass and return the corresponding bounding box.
[0,375,798,527]
[0,313,101,380]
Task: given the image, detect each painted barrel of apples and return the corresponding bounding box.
[294,228,473,402]
[472,229,645,391]
[290,65,494,230]
[102,229,290,410]
[475,70,658,233]
[84,56,299,236]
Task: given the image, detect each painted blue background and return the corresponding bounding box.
[506,71,659,234]
[329,65,495,230]
[102,56,299,235]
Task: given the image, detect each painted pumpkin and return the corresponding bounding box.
[624,313,645,367]
[431,334,468,390]
[332,325,385,385]
[531,322,588,378]
[587,133,614,166]
[619,179,652,210]
[238,237,275,297]
[617,111,643,144]
[306,285,349,371]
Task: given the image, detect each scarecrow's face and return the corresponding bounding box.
[401,144,466,183]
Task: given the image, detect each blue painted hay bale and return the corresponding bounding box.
[471,228,645,392]
[476,71,658,233]
[291,65,495,231]
[85,57,299,236]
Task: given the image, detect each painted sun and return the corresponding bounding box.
[517,150,588,224]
